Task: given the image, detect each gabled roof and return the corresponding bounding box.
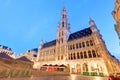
[16,56,32,62]
[68,27,92,41]
[42,40,56,48]
[0,52,13,60]
[41,27,92,48]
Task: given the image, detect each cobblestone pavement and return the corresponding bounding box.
[0,74,108,80]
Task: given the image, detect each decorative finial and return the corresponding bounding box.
[39,39,43,49]
[89,17,95,26]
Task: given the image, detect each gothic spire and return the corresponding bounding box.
[58,5,70,30]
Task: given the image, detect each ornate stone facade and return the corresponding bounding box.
[0,45,13,55]
[112,0,120,39]
[34,6,120,76]
[0,45,15,58]
[17,48,38,62]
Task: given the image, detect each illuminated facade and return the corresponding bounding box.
[17,48,38,62]
[0,45,13,55]
[34,6,120,76]
[112,0,120,39]
[0,45,15,58]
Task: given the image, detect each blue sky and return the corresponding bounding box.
[0,0,120,60]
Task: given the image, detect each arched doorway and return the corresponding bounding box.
[83,63,88,72]
[76,64,81,73]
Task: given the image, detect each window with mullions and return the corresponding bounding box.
[86,41,89,47]
[71,53,73,60]
[90,40,93,46]
[76,43,79,49]
[77,52,80,59]
[79,43,82,48]
[84,51,87,58]
[80,52,83,59]
[62,22,64,27]
[73,53,76,59]
[73,44,75,49]
[69,54,71,60]
[82,42,85,48]
[88,51,92,58]
[92,50,96,57]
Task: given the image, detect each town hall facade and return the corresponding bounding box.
[33,6,120,76]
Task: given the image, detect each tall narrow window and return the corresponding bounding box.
[73,44,75,49]
[84,51,87,58]
[86,41,89,47]
[88,51,92,58]
[69,54,71,60]
[62,31,64,36]
[62,22,64,27]
[76,43,78,49]
[82,42,85,48]
[73,53,76,59]
[79,43,82,48]
[80,52,83,59]
[90,40,93,46]
[71,53,73,60]
[92,50,96,58]
[77,52,80,59]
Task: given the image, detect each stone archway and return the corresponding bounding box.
[83,63,88,72]
[76,64,81,73]
[67,64,70,72]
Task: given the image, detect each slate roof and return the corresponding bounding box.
[68,27,92,41]
[16,56,32,62]
[42,40,56,48]
[41,27,92,48]
[28,48,38,52]
[0,52,13,60]
[0,45,12,51]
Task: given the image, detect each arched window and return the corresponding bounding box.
[73,53,76,59]
[92,50,96,58]
[76,43,78,49]
[82,42,85,48]
[88,51,92,58]
[62,22,64,27]
[90,40,93,46]
[69,54,71,60]
[73,44,75,49]
[77,52,80,59]
[71,53,73,60]
[86,41,89,47]
[79,43,82,48]
[80,52,83,59]
[62,31,64,36]
[84,51,87,58]
[70,45,72,50]
[61,55,63,60]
